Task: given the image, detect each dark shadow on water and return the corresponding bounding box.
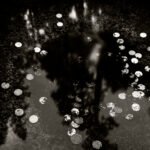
[38,31,134,150]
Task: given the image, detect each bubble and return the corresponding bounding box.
[140,32,147,38]
[29,115,39,123]
[131,58,139,64]
[14,89,23,96]
[131,103,140,111]
[119,45,125,50]
[67,128,76,136]
[1,82,10,89]
[132,91,145,98]
[39,97,47,104]
[92,140,102,149]
[145,66,150,72]
[129,50,136,56]
[135,53,142,59]
[135,71,143,77]
[125,114,134,120]
[34,47,41,53]
[71,121,80,128]
[113,32,120,38]
[70,133,82,145]
[26,73,34,80]
[15,108,24,116]
[15,42,22,48]
[64,114,71,122]
[40,50,48,56]
[56,13,63,18]
[117,39,124,44]
[118,93,126,100]
[57,22,63,27]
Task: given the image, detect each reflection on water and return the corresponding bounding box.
[1,0,150,149]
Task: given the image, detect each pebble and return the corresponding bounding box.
[15,108,24,116]
[1,82,10,89]
[118,93,126,100]
[113,32,120,38]
[26,73,34,80]
[92,140,102,149]
[131,103,140,111]
[29,115,39,123]
[15,42,22,48]
[14,89,23,96]
[70,133,82,145]
[39,97,47,104]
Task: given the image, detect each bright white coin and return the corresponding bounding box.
[1,82,10,89]
[131,103,140,111]
[129,50,136,56]
[15,42,22,48]
[117,38,124,44]
[15,108,24,116]
[132,91,144,98]
[119,45,125,50]
[26,73,34,80]
[147,46,150,51]
[140,32,147,38]
[118,93,126,100]
[137,84,146,90]
[39,97,47,104]
[135,71,143,77]
[57,22,63,27]
[34,47,41,53]
[131,58,139,64]
[38,28,45,35]
[56,13,63,18]
[145,66,150,72]
[135,53,142,58]
[71,108,80,115]
[113,32,120,38]
[29,115,39,123]
[14,89,23,96]
[64,114,71,122]
[125,114,134,120]
[67,128,76,136]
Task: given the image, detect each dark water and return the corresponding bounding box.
[0,0,150,150]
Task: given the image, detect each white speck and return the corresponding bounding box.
[117,39,124,44]
[57,21,63,27]
[15,42,22,48]
[113,32,120,38]
[56,13,63,18]
[34,47,41,53]
[125,63,129,68]
[92,140,102,149]
[145,66,150,72]
[118,93,126,100]
[135,71,143,77]
[26,73,34,80]
[98,8,102,15]
[70,133,82,145]
[64,114,71,122]
[140,32,147,38]
[15,108,24,116]
[71,121,80,128]
[132,91,145,98]
[131,103,140,111]
[39,97,47,104]
[119,45,125,50]
[14,89,23,96]
[38,28,45,35]
[71,108,80,115]
[135,53,142,58]
[131,58,139,64]
[129,50,136,56]
[67,128,76,136]
[29,115,39,123]
[125,114,134,120]
[1,82,10,89]
[69,6,78,21]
